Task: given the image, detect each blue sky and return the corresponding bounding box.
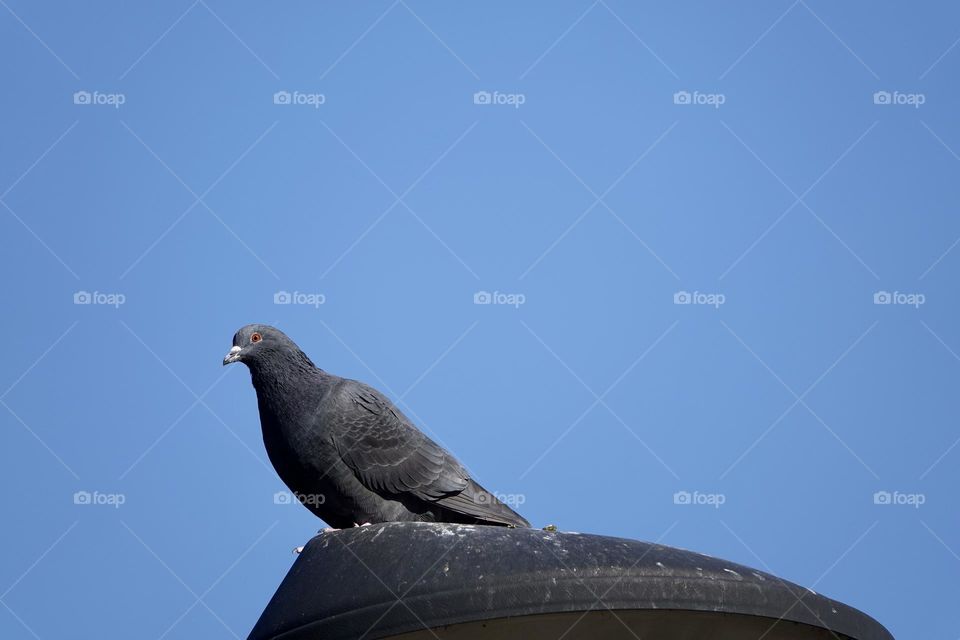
[1,2,958,638]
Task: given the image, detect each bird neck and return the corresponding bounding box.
[248,349,322,390]
[249,355,331,441]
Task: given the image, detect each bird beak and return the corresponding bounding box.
[223,345,242,366]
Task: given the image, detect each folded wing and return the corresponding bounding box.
[333,382,529,527]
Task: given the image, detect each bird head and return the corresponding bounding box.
[223,324,300,367]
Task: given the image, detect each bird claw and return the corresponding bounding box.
[354,522,372,527]
[318,527,339,534]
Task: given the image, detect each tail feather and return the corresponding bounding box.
[434,479,530,527]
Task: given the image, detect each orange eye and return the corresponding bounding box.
[250,332,262,343]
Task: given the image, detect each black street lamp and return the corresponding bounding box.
[249,522,892,640]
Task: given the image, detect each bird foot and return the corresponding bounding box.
[354,522,372,527]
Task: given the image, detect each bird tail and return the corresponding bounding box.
[435,479,530,527]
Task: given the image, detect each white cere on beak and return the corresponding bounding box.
[223,345,243,365]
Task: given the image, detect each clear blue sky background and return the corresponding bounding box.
[1,2,957,638]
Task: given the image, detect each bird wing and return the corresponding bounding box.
[333,382,471,501]
[332,381,529,527]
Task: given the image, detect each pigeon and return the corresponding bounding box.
[223,324,530,529]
